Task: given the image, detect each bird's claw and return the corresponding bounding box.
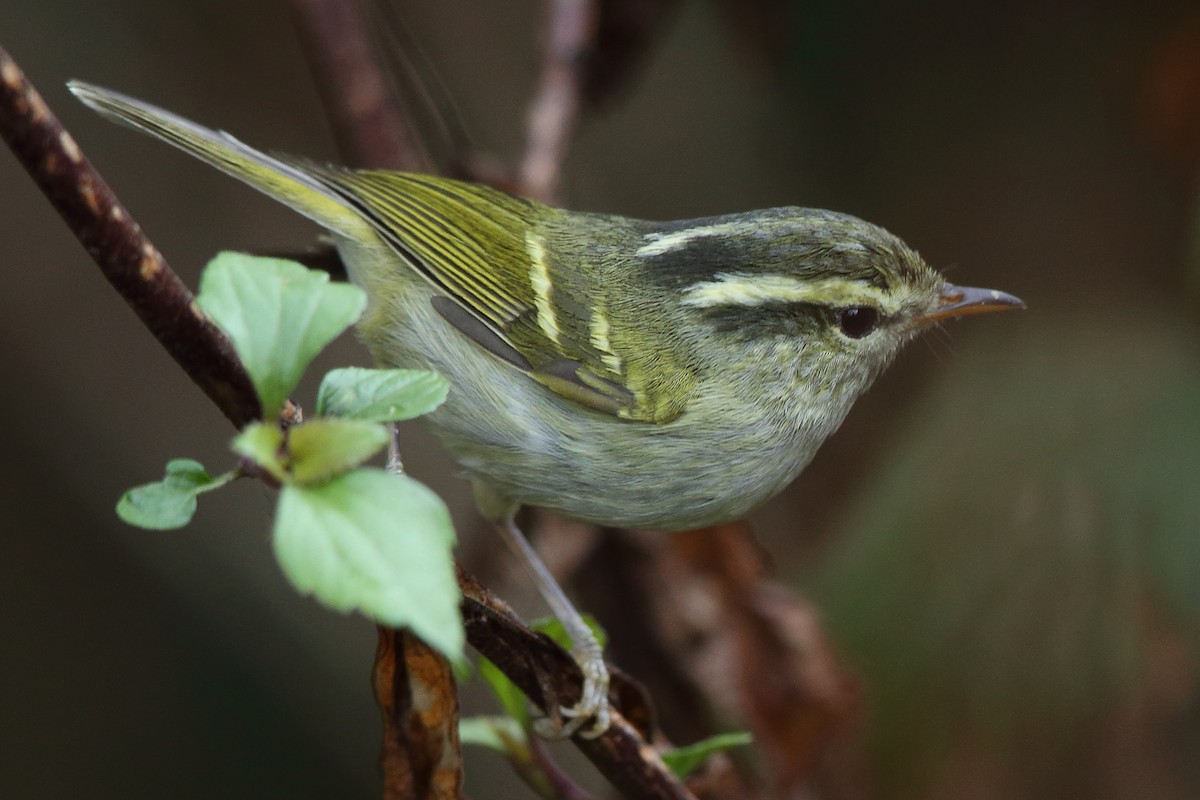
[532,643,611,739]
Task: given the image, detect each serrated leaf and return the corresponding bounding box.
[195,253,366,416]
[316,367,449,422]
[661,732,753,778]
[116,459,235,530]
[231,422,287,482]
[288,418,388,485]
[273,468,462,660]
[458,715,527,753]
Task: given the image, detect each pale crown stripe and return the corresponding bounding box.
[682,273,898,313]
[636,222,750,258]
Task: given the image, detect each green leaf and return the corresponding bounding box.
[478,657,530,727]
[661,732,753,778]
[196,253,366,417]
[458,715,527,753]
[287,419,389,485]
[452,659,475,683]
[231,422,287,482]
[531,614,608,650]
[118,481,198,530]
[232,420,386,485]
[273,468,462,660]
[317,367,449,422]
[116,459,235,530]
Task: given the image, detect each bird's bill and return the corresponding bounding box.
[918,282,1025,323]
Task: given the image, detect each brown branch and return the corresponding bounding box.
[0,9,707,798]
[0,47,261,430]
[518,0,598,202]
[289,0,429,171]
[459,571,695,800]
[577,525,861,795]
[287,3,852,795]
[285,4,701,797]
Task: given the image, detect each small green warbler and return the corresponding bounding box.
[70,82,1022,737]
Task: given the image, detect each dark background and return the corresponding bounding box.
[2,1,1199,797]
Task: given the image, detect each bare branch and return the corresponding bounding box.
[459,571,697,800]
[578,524,859,794]
[289,0,429,171]
[0,46,261,429]
[518,0,598,202]
[528,736,599,800]
[0,9,710,795]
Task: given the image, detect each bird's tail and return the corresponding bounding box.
[68,81,373,242]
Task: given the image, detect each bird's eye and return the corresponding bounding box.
[836,306,880,339]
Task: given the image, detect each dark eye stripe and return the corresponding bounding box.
[700,301,826,340]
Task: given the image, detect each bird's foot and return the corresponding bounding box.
[533,639,611,739]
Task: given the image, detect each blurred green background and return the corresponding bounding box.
[2,1,1198,797]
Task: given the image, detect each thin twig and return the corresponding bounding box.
[518,0,598,202]
[284,1,701,795]
[289,0,429,171]
[284,3,697,795]
[0,47,261,429]
[1,17,701,800]
[287,5,463,796]
[529,736,599,800]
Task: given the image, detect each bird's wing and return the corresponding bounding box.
[310,169,691,423]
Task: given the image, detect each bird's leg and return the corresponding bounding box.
[385,422,404,475]
[495,514,611,739]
